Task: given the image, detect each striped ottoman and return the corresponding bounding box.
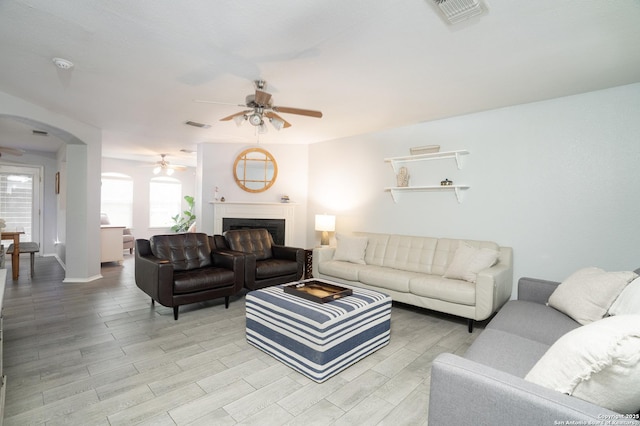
[246,280,391,382]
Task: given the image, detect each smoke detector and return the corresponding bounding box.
[52,57,74,70]
[433,0,485,24]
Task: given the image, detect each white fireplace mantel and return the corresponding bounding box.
[210,201,297,245]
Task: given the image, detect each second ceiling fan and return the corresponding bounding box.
[196,80,322,132]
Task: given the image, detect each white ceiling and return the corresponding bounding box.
[1,0,639,167]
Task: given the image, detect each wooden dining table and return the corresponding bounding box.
[1,231,24,280]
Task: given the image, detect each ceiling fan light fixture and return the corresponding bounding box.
[166,168,175,176]
[249,113,263,126]
[269,117,284,131]
[233,114,247,126]
[153,166,161,175]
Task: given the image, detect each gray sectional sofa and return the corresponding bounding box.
[312,232,513,331]
[428,274,640,426]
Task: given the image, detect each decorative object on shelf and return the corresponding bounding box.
[396,166,410,187]
[280,195,290,203]
[410,145,440,155]
[233,147,278,193]
[315,214,335,246]
[441,179,453,186]
[220,197,225,202]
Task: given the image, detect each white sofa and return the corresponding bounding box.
[312,232,513,331]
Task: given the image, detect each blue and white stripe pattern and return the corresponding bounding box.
[246,280,391,382]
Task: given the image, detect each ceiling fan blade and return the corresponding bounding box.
[264,111,292,128]
[220,110,252,121]
[254,89,272,106]
[169,165,187,171]
[0,146,25,156]
[194,99,246,107]
[272,106,323,118]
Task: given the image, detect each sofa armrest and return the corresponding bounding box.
[212,249,243,271]
[272,245,300,262]
[134,239,174,305]
[312,247,336,278]
[518,277,560,304]
[474,246,513,321]
[428,353,636,426]
[212,249,245,290]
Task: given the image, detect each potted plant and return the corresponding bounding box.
[171,195,196,232]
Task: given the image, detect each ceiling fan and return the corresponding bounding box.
[0,146,25,157]
[195,80,322,133]
[149,154,187,176]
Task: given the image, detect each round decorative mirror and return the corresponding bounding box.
[233,147,278,193]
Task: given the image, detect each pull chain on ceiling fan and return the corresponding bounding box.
[195,80,322,133]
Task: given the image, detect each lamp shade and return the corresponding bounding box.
[315,214,335,232]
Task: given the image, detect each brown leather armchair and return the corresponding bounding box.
[135,233,244,320]
[213,228,305,290]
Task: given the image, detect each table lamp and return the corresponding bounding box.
[315,214,335,246]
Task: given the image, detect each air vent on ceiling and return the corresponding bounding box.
[32,130,49,136]
[433,0,485,24]
[185,120,211,129]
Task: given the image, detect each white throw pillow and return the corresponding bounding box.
[548,267,637,325]
[443,242,498,283]
[332,234,368,265]
[525,315,640,414]
[609,276,640,316]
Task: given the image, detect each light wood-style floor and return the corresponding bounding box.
[2,254,483,425]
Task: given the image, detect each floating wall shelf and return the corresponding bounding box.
[384,185,470,203]
[384,149,470,203]
[384,149,469,173]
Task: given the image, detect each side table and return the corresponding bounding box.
[304,249,313,279]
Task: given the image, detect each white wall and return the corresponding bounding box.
[198,143,309,248]
[101,157,196,241]
[308,83,640,290]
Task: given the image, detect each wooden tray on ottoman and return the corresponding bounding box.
[284,280,353,303]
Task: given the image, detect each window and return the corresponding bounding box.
[101,173,133,227]
[0,165,41,243]
[149,177,182,228]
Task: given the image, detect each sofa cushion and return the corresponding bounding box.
[548,267,637,325]
[381,235,438,274]
[355,232,389,267]
[487,300,580,346]
[432,239,500,276]
[225,229,274,261]
[318,260,367,281]
[256,258,299,279]
[358,265,421,293]
[608,276,640,316]
[409,275,476,306]
[464,328,551,378]
[525,315,640,414]
[333,233,368,264]
[173,267,236,294]
[443,242,498,283]
[150,233,212,271]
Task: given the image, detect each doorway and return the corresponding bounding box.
[0,164,42,245]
